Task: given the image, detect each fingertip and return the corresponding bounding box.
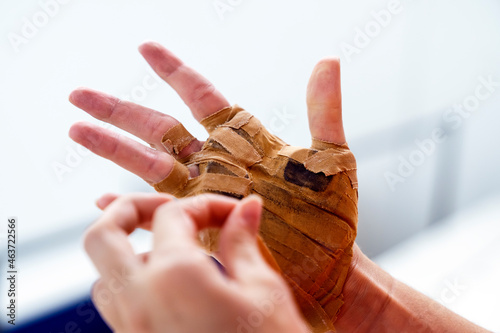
[68,122,105,151]
[68,121,87,141]
[96,193,119,210]
[238,195,263,235]
[310,56,340,79]
[69,88,119,118]
[138,42,150,55]
[95,198,104,210]
[319,56,341,64]
[137,42,184,81]
[69,87,92,107]
[69,121,98,140]
[307,58,341,103]
[217,195,268,283]
[307,56,345,145]
[138,41,159,53]
[138,41,167,62]
[68,89,81,106]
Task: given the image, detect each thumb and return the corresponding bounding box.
[306,57,346,146]
[218,195,270,283]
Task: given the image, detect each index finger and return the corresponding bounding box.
[151,194,240,255]
[84,193,174,278]
[138,41,230,122]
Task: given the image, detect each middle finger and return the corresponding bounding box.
[138,42,230,122]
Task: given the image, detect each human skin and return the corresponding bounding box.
[71,42,489,332]
[85,193,310,333]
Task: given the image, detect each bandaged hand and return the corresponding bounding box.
[70,42,356,332]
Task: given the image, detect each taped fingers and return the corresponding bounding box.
[160,122,200,159]
[200,104,243,134]
[152,160,190,195]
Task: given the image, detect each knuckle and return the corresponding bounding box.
[103,97,121,121]
[148,253,206,286]
[154,199,179,218]
[107,140,120,159]
[147,114,175,145]
[144,152,167,179]
[171,253,207,274]
[191,82,216,104]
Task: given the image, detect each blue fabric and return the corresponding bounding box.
[5,296,111,333]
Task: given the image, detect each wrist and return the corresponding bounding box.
[335,245,490,333]
[335,245,395,333]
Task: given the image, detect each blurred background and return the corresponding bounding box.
[1,0,499,331]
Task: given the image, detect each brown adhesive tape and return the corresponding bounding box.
[190,173,252,197]
[311,138,349,151]
[153,161,189,195]
[153,105,358,333]
[200,105,244,133]
[210,127,262,167]
[161,123,196,156]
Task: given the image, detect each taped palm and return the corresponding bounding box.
[154,104,357,333]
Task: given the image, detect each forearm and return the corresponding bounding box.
[336,248,490,333]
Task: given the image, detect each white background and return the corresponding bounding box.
[1,0,499,331]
